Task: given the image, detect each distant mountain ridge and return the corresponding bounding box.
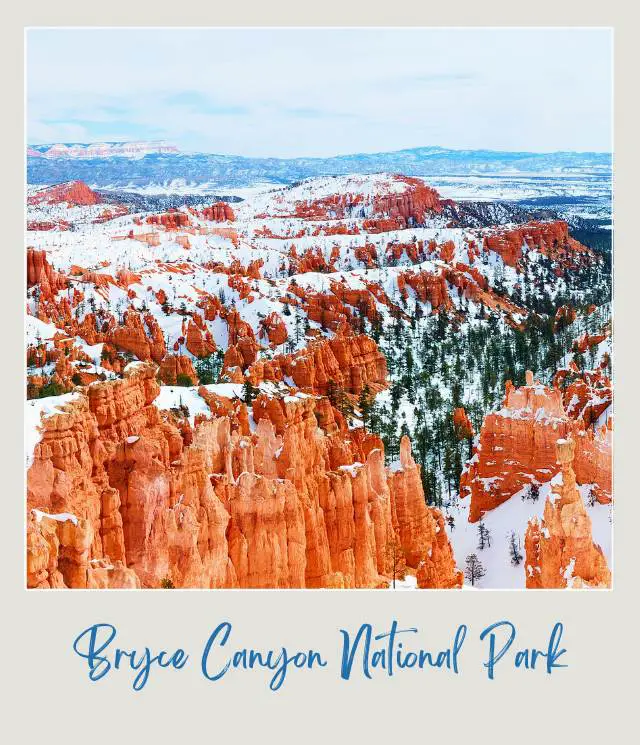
[27,144,612,189]
[29,141,179,160]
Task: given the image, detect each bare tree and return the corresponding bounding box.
[477,522,491,550]
[509,531,523,566]
[385,527,406,589]
[464,553,486,587]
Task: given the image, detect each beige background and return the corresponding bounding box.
[2,3,637,742]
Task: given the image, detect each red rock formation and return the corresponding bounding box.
[27,364,234,589]
[397,270,451,310]
[524,438,611,588]
[27,248,67,297]
[354,242,379,267]
[329,281,380,324]
[554,304,577,331]
[554,368,612,428]
[287,176,443,226]
[247,334,388,396]
[259,312,288,346]
[28,180,100,207]
[362,218,406,233]
[460,372,611,522]
[198,294,224,322]
[26,365,461,589]
[312,222,360,237]
[185,318,216,358]
[27,219,72,231]
[144,314,167,363]
[287,244,339,274]
[220,310,259,372]
[483,221,595,271]
[573,331,608,355]
[372,176,443,225]
[158,355,197,386]
[255,226,307,239]
[283,280,403,336]
[227,274,253,301]
[390,437,463,589]
[199,202,236,222]
[453,407,474,440]
[146,211,191,230]
[105,311,167,363]
[572,424,612,505]
[438,240,455,263]
[443,264,525,320]
[116,268,142,288]
[92,205,129,224]
[293,290,351,332]
[291,193,366,220]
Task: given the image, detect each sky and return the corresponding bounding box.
[27,28,613,158]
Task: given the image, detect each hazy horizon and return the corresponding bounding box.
[28,141,613,157]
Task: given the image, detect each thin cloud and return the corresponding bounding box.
[283,106,362,120]
[165,91,250,116]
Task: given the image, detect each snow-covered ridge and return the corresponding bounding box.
[238,173,414,217]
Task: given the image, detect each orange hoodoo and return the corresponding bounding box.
[524,438,611,588]
[26,364,462,590]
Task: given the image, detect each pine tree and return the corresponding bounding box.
[194,351,223,385]
[242,379,258,405]
[358,384,373,429]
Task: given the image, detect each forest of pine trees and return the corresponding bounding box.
[361,248,611,509]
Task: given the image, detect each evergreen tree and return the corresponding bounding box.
[242,379,258,405]
[358,384,373,428]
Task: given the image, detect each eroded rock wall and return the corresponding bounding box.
[26,366,460,590]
